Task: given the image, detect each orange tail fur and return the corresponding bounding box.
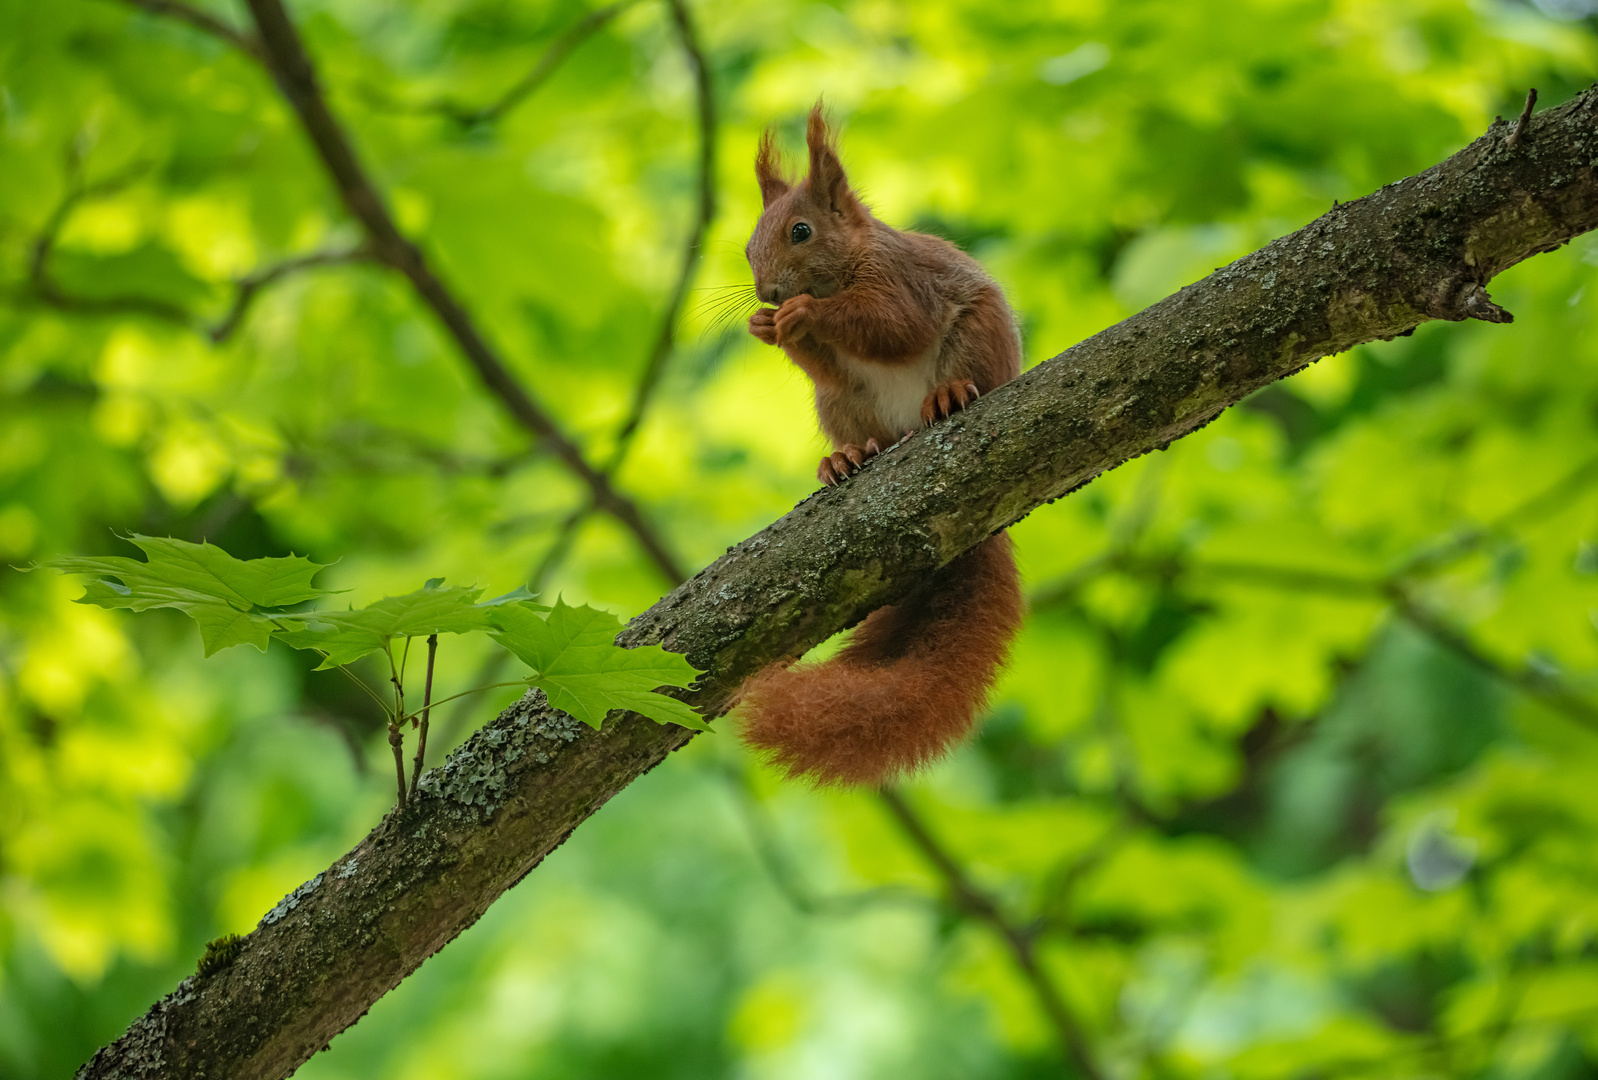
[737,533,1024,786]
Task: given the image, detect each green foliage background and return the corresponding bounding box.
[5,0,1598,1076]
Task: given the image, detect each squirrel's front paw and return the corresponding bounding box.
[818,438,882,486]
[774,295,818,347]
[920,379,981,427]
[748,307,778,345]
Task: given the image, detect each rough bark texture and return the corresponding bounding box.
[79,88,1598,1079]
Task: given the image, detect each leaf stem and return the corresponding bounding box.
[265,616,394,715]
[335,660,391,714]
[410,634,437,794]
[394,680,529,724]
[384,640,407,808]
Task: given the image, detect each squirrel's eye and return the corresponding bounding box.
[791,222,812,244]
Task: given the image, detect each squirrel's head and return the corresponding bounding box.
[745,104,869,306]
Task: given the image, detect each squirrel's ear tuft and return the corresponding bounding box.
[755,129,790,208]
[805,101,855,216]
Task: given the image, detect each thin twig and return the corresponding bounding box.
[115,0,263,58]
[1032,445,1598,737]
[221,0,685,584]
[1388,588,1598,730]
[209,244,372,341]
[1391,451,1598,578]
[433,1,640,127]
[879,787,1108,1080]
[424,0,713,752]
[722,765,926,917]
[1509,88,1538,148]
[24,158,193,324]
[388,726,408,808]
[604,0,717,467]
[18,153,372,340]
[395,681,529,725]
[410,633,437,793]
[386,642,408,808]
[113,0,695,584]
[532,0,720,567]
[1049,554,1598,733]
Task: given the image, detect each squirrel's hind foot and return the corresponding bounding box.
[921,379,980,427]
[819,438,882,486]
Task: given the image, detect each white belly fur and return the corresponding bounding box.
[838,347,939,436]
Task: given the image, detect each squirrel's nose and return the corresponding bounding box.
[761,284,782,305]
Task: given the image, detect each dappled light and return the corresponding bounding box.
[6,1,1598,1078]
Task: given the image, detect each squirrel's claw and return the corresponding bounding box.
[921,380,981,427]
[818,439,883,487]
[749,307,779,346]
[774,295,817,347]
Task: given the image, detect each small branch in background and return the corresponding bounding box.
[117,0,687,584]
[879,787,1108,1080]
[431,0,641,127]
[1509,88,1538,148]
[1390,452,1598,578]
[1031,447,1598,738]
[209,244,371,341]
[18,152,374,341]
[1189,560,1598,732]
[479,0,719,590]
[604,0,717,467]
[113,0,709,590]
[1388,590,1598,730]
[114,0,263,58]
[421,0,716,760]
[282,422,542,482]
[722,765,926,917]
[410,634,438,793]
[1039,553,1598,734]
[238,0,686,585]
[23,157,193,324]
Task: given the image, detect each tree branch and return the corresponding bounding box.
[77,85,1598,1080]
[116,0,262,58]
[208,245,371,342]
[15,153,373,341]
[231,0,686,583]
[426,0,641,127]
[113,0,699,581]
[605,0,716,465]
[723,765,927,917]
[20,158,194,324]
[879,788,1107,1080]
[494,0,718,588]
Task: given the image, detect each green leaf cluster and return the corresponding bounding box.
[46,536,702,731]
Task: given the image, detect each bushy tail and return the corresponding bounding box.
[737,533,1023,786]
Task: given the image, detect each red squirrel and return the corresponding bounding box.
[737,105,1025,786]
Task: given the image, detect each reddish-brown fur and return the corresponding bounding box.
[738,104,1026,786]
[739,534,1023,785]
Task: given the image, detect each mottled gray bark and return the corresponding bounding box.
[79,87,1598,1079]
